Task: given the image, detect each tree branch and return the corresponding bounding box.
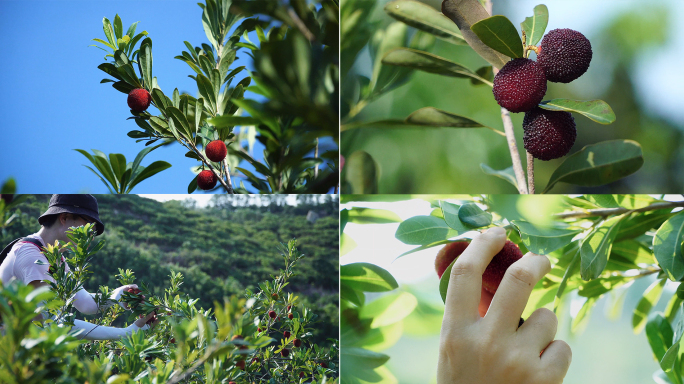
[554,201,684,219]
[527,151,535,194]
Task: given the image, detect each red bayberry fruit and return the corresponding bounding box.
[320,362,328,368]
[236,360,245,370]
[434,239,523,294]
[537,28,592,83]
[287,305,291,311]
[299,372,305,378]
[492,58,547,113]
[231,335,244,341]
[197,170,218,190]
[293,339,302,348]
[268,310,276,319]
[288,313,293,320]
[283,331,290,338]
[434,241,470,279]
[251,357,260,364]
[205,140,227,162]
[257,327,262,332]
[281,348,290,357]
[127,88,151,112]
[523,107,576,161]
[169,338,175,344]
[271,293,278,299]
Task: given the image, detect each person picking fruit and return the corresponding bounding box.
[0,194,158,339]
[437,227,571,384]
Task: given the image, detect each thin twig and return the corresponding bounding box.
[314,138,319,178]
[527,151,535,194]
[223,157,234,193]
[554,201,684,219]
[287,8,315,42]
[485,0,528,194]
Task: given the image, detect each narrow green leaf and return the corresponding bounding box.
[113,14,123,40]
[470,15,524,58]
[125,21,139,38]
[539,99,616,125]
[127,161,172,192]
[381,48,493,86]
[633,279,667,334]
[572,296,598,332]
[439,256,457,303]
[580,216,624,280]
[108,153,127,181]
[232,151,273,177]
[554,245,580,312]
[207,115,260,128]
[480,163,518,190]
[543,140,644,193]
[340,263,398,292]
[395,216,454,245]
[520,4,548,47]
[342,107,491,132]
[102,17,116,47]
[166,106,193,143]
[138,38,153,90]
[395,239,455,260]
[654,211,684,281]
[384,0,466,45]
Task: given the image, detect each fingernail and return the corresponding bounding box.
[486,227,505,236]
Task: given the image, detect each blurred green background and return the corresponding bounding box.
[341,0,684,194]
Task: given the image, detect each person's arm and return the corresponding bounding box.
[70,312,156,341]
[73,284,139,315]
[437,227,572,384]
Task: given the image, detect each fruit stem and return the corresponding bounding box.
[222,157,234,193]
[177,136,234,194]
[526,151,535,194]
[554,201,684,219]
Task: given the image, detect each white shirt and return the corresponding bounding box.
[0,233,147,339]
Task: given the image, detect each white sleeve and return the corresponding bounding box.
[70,319,149,341]
[73,285,129,315]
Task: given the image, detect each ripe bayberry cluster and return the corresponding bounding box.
[492,28,592,160]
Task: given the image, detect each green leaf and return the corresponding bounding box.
[520,4,548,47]
[572,296,598,332]
[113,14,123,40]
[633,279,667,334]
[342,107,491,133]
[384,0,466,45]
[542,140,644,193]
[458,203,492,228]
[102,17,116,47]
[654,211,684,281]
[232,151,272,177]
[441,0,510,68]
[340,233,357,256]
[138,38,153,89]
[395,239,455,260]
[341,347,390,370]
[381,48,493,86]
[581,215,624,280]
[340,263,398,292]
[125,21,139,38]
[345,151,378,194]
[126,161,171,193]
[439,201,469,233]
[470,15,524,58]
[359,292,418,328]
[539,99,616,125]
[166,106,193,143]
[480,163,518,190]
[438,256,456,303]
[512,220,582,255]
[340,282,364,307]
[617,209,673,242]
[578,275,631,298]
[346,208,402,224]
[108,153,127,182]
[395,216,455,245]
[554,245,580,312]
[150,89,170,115]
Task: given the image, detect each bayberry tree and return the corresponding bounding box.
[340,0,643,194]
[0,224,338,383]
[85,0,339,194]
[341,195,684,383]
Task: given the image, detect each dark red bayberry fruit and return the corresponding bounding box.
[257,327,263,332]
[523,107,576,160]
[197,170,218,190]
[434,240,524,294]
[288,313,293,320]
[268,310,276,319]
[127,88,151,112]
[299,372,305,378]
[537,28,592,83]
[435,241,470,279]
[281,348,290,357]
[287,305,291,311]
[169,338,175,344]
[492,58,547,113]
[320,362,328,368]
[205,140,227,162]
[271,293,278,299]
[283,331,290,338]
[293,339,302,348]
[236,360,245,370]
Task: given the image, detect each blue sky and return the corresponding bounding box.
[0,0,336,194]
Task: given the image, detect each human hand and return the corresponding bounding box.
[118,284,139,310]
[437,227,572,384]
[134,310,158,329]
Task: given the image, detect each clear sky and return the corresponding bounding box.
[0,0,335,194]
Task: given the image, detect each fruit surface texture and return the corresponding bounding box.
[197,170,217,190]
[127,88,151,112]
[523,107,576,160]
[538,28,592,83]
[492,58,547,113]
[205,140,227,162]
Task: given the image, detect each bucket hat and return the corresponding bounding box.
[38,194,104,235]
